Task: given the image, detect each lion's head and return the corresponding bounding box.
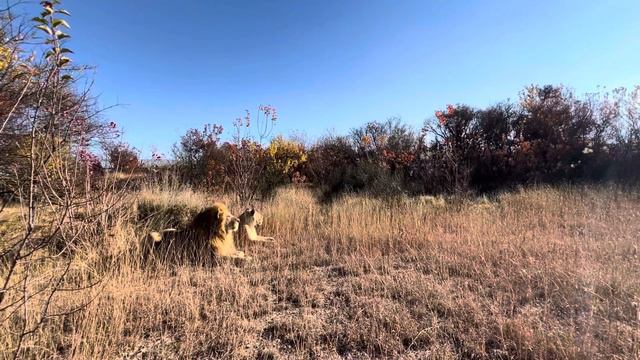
[190,202,239,237]
[216,202,240,234]
[224,211,240,233]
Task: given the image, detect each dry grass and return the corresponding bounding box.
[1,185,639,359]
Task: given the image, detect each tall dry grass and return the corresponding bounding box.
[1,185,639,359]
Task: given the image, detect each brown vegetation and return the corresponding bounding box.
[170,86,640,201]
[2,185,638,359]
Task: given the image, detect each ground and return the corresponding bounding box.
[1,185,639,359]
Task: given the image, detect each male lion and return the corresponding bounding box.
[190,202,247,259]
[238,207,276,244]
[148,202,249,262]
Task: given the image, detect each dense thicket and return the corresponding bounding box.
[171,85,640,200]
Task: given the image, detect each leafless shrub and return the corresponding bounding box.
[0,2,127,357]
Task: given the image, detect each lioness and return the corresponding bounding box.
[238,207,276,244]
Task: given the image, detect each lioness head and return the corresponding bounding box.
[239,207,263,227]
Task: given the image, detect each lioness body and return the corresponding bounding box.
[238,207,275,244]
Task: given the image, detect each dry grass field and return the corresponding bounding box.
[1,185,639,359]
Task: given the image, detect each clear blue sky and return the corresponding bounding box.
[21,1,640,157]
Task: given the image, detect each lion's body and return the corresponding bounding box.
[148,202,247,262]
